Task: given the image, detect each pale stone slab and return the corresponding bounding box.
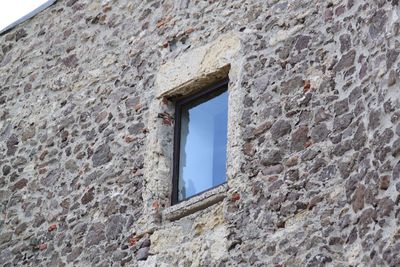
[155,32,241,98]
[162,183,227,221]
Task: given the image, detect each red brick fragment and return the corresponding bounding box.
[303,80,311,93]
[161,97,169,105]
[135,103,142,112]
[129,236,140,246]
[267,176,278,183]
[124,135,135,143]
[152,200,159,210]
[163,117,172,125]
[157,112,173,125]
[185,28,195,34]
[156,16,171,28]
[304,139,313,148]
[39,150,48,161]
[48,224,57,232]
[231,193,240,202]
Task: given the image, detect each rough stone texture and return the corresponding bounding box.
[156,31,241,97]
[1,0,400,266]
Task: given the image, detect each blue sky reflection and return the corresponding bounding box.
[178,90,228,200]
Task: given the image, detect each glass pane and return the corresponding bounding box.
[178,89,228,201]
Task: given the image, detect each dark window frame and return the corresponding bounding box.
[172,79,229,205]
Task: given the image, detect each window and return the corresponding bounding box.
[142,32,240,221]
[172,80,229,204]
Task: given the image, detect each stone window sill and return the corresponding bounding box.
[162,183,228,221]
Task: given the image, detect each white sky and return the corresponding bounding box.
[0,0,50,32]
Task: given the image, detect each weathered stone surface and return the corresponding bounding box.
[392,138,400,157]
[262,164,284,175]
[81,188,95,204]
[92,144,112,167]
[136,247,150,261]
[339,34,351,53]
[0,232,12,245]
[11,178,28,191]
[333,113,353,132]
[85,223,105,247]
[105,215,126,240]
[394,161,400,179]
[65,159,79,173]
[285,169,299,181]
[66,247,83,263]
[388,70,398,86]
[334,99,349,116]
[15,222,28,235]
[369,10,387,39]
[1,1,400,266]
[261,150,282,166]
[378,197,394,217]
[15,29,27,41]
[2,165,11,176]
[334,50,355,72]
[311,123,329,143]
[242,142,254,156]
[352,123,367,150]
[128,123,145,135]
[352,184,365,212]
[156,32,240,97]
[270,119,291,140]
[40,169,59,187]
[295,35,311,52]
[387,49,399,69]
[369,110,381,130]
[62,54,78,68]
[307,254,332,266]
[333,140,352,156]
[21,125,35,141]
[280,76,303,95]
[379,176,390,190]
[6,134,18,156]
[291,125,309,152]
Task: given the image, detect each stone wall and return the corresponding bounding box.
[1,0,400,266]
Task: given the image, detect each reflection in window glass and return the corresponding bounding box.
[178,89,228,201]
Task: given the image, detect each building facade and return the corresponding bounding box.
[1,0,400,266]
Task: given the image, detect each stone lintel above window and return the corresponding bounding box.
[155,32,241,99]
